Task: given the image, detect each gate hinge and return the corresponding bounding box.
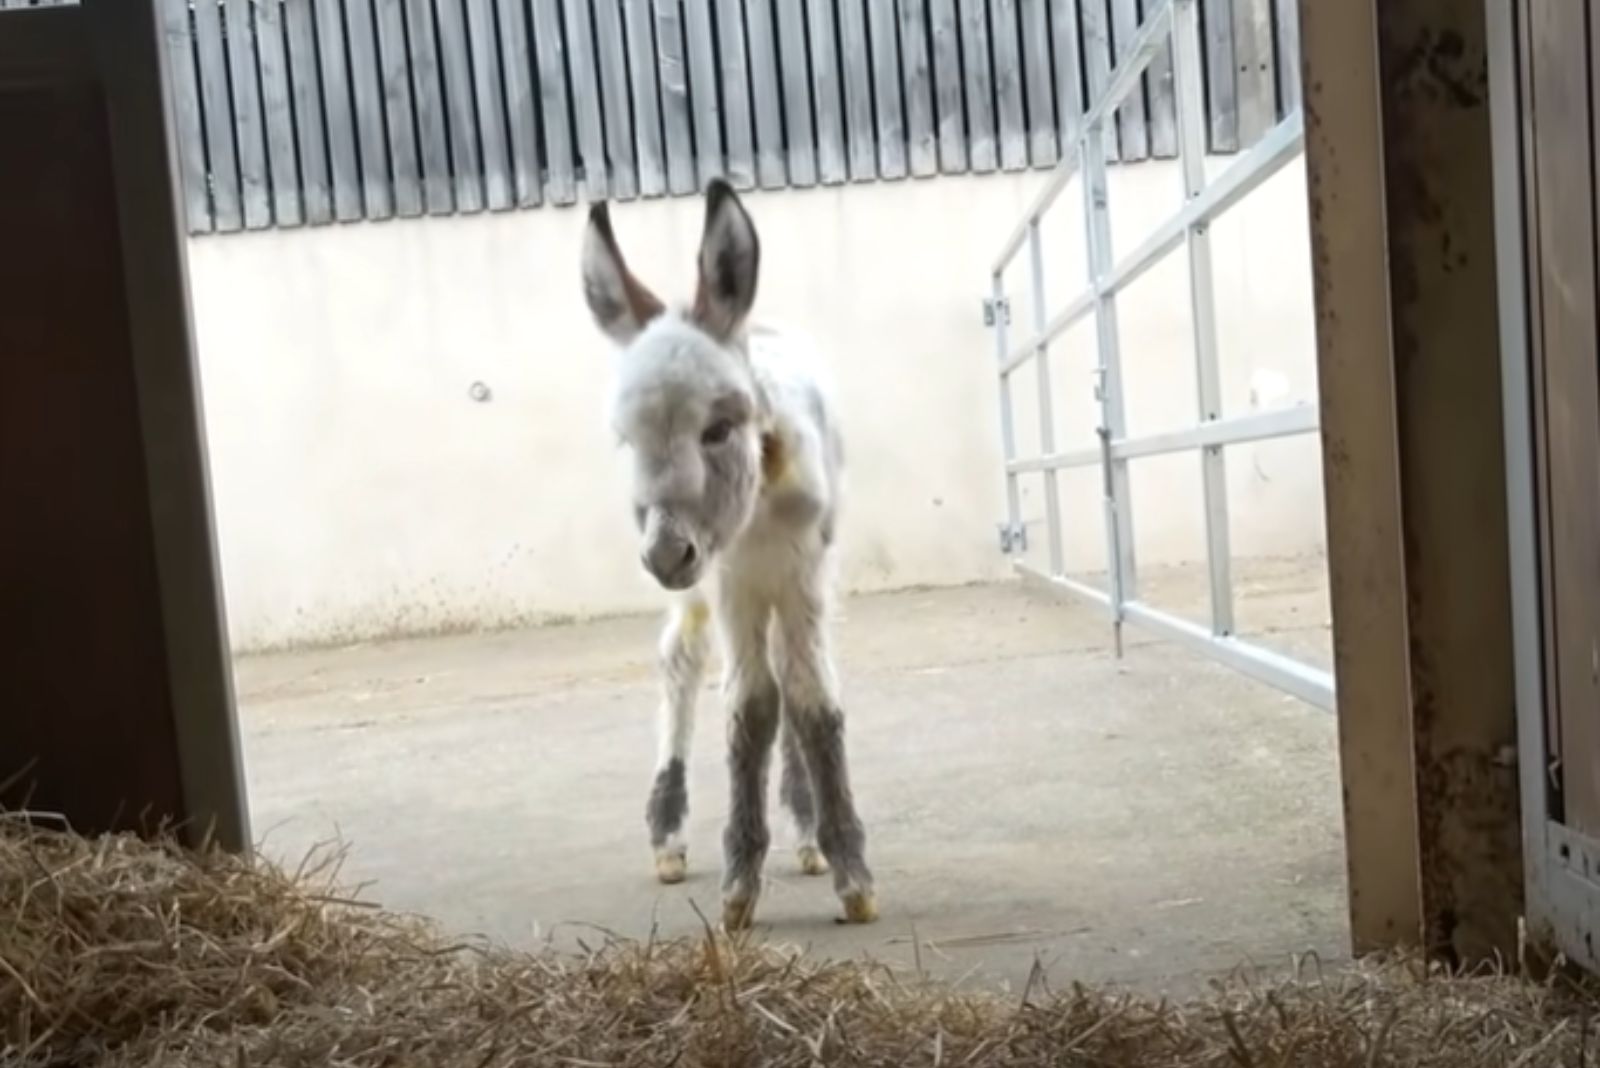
[982,297,1012,327]
[998,521,1027,554]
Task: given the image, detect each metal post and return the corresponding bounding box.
[991,273,1023,551]
[1082,115,1136,645]
[1027,221,1066,576]
[1485,0,1552,958]
[1172,0,1235,636]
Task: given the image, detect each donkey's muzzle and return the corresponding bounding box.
[641,520,700,590]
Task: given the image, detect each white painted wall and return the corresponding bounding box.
[188,157,1324,652]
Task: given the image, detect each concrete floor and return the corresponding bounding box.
[237,558,1348,996]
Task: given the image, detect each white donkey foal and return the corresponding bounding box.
[580,180,876,930]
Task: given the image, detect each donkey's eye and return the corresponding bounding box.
[701,419,736,447]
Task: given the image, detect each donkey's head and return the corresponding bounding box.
[582,180,765,592]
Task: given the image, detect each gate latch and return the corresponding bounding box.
[998,522,1027,554]
[982,297,1011,327]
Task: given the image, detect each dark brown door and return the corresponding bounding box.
[0,1,248,849]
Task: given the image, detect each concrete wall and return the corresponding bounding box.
[188,158,1324,652]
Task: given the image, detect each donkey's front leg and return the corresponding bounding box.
[774,588,876,924]
[720,595,780,931]
[646,593,710,884]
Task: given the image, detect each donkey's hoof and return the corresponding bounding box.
[838,890,878,925]
[722,896,758,932]
[797,845,830,877]
[654,850,687,885]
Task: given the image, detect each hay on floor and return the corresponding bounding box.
[0,817,1594,1067]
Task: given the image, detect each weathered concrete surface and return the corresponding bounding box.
[238,568,1346,996]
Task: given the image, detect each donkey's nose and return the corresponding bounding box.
[642,536,699,588]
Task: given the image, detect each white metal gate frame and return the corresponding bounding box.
[985,0,1335,712]
[1486,0,1600,972]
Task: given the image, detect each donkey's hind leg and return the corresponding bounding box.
[779,712,829,876]
[647,592,710,884]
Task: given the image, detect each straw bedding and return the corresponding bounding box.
[1,817,1596,1067]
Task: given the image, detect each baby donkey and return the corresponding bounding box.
[580,180,876,930]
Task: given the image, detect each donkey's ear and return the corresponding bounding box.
[582,202,665,345]
[691,179,760,341]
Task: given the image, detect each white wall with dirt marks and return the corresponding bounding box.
[187,157,1325,652]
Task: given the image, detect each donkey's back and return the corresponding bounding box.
[741,325,845,552]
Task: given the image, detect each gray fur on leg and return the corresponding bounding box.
[779,719,817,835]
[722,683,780,922]
[791,704,871,895]
[780,717,829,875]
[645,757,687,848]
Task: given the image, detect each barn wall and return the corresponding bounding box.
[188,159,1322,651]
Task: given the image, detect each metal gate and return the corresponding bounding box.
[984,0,1334,711]
[1491,0,1600,973]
